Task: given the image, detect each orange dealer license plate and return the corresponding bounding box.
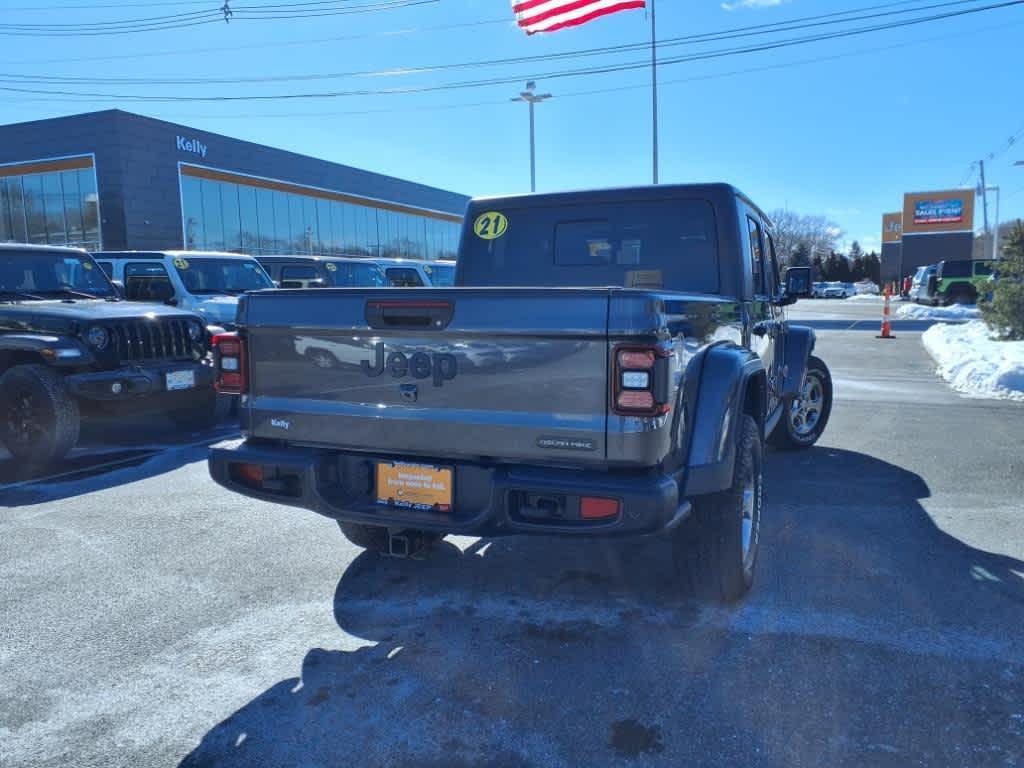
[376,462,453,512]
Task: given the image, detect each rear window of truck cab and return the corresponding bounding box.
[460,199,719,292]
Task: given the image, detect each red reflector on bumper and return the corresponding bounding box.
[231,462,263,488]
[581,497,620,520]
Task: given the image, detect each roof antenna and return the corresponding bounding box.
[221,0,233,23]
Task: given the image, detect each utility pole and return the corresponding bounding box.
[512,81,552,193]
[650,0,659,185]
[984,185,1001,260]
[978,159,990,236]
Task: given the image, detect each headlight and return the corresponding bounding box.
[187,321,203,341]
[86,326,109,350]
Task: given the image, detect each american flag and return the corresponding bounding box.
[511,0,646,35]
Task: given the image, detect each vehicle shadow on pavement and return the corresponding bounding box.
[179,448,1024,768]
[0,425,237,507]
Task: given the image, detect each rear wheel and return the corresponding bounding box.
[0,364,80,464]
[769,355,832,450]
[675,414,763,602]
[949,287,976,306]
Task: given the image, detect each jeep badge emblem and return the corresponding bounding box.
[361,342,456,387]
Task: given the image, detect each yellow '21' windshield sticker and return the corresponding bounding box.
[473,212,508,240]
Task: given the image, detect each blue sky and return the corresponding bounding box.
[2,0,1023,252]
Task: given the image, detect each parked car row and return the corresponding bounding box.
[811,281,857,299]
[0,244,456,464]
[909,258,995,306]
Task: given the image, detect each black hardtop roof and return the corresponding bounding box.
[469,183,770,225]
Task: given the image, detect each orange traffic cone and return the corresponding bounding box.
[877,286,895,339]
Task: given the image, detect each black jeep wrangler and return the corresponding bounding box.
[0,243,218,464]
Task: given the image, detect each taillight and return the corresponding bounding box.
[612,344,671,416]
[213,332,247,394]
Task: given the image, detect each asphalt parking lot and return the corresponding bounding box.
[2,299,1023,768]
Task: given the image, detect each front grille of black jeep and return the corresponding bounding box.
[109,318,201,363]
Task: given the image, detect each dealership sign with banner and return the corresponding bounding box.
[913,198,963,225]
[902,189,975,235]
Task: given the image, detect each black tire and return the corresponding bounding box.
[769,354,832,450]
[0,364,80,464]
[950,287,976,306]
[675,414,763,603]
[169,392,233,431]
[337,521,443,553]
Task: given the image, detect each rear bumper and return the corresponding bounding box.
[208,440,689,538]
[66,361,214,401]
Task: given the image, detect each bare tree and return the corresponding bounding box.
[768,209,844,266]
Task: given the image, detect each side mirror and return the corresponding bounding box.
[783,267,812,302]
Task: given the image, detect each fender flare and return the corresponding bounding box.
[780,324,816,400]
[0,334,92,368]
[683,343,765,496]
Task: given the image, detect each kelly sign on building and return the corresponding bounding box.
[902,189,975,235]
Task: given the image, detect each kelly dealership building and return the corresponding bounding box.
[0,110,468,259]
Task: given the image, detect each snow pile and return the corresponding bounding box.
[922,320,1024,400]
[846,293,884,301]
[896,303,980,320]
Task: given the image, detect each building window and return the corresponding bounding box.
[178,165,461,260]
[0,158,102,251]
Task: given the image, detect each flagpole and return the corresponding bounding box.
[650,0,659,185]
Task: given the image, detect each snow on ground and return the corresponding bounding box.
[897,303,980,320]
[846,293,883,301]
[922,320,1024,401]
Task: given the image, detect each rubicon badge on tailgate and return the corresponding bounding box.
[360,342,457,387]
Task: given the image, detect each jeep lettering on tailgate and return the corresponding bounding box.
[360,342,457,387]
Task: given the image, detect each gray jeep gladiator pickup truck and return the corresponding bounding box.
[208,184,832,601]
[0,243,217,463]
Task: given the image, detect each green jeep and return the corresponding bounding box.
[932,259,995,305]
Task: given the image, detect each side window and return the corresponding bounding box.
[96,261,113,278]
[124,262,174,302]
[386,268,424,287]
[765,232,781,296]
[746,216,765,296]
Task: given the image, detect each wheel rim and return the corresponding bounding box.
[5,384,46,447]
[790,370,824,437]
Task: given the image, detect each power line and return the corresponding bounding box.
[0,17,512,67]
[0,0,1009,85]
[0,0,436,36]
[5,15,1019,116]
[2,0,1020,96]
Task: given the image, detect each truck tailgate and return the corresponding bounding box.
[242,288,612,464]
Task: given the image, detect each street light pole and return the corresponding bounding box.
[512,81,552,193]
[650,0,659,185]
